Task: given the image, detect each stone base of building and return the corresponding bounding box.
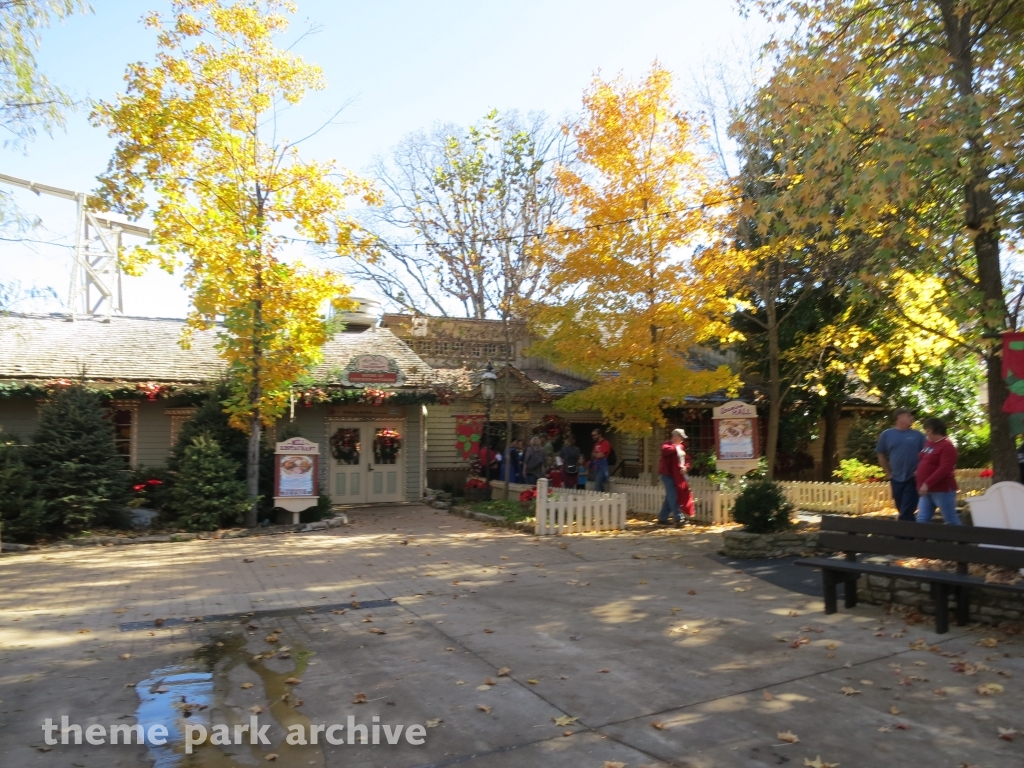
[857,573,1024,626]
[720,529,819,559]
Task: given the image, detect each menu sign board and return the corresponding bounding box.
[274,438,319,498]
[712,401,759,463]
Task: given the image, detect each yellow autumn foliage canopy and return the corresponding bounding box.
[92,0,380,433]
[531,64,736,438]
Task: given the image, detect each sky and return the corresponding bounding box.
[0,0,767,319]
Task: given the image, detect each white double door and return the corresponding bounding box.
[329,421,405,504]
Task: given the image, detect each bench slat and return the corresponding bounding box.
[817,532,1024,568]
[794,557,1024,593]
[820,515,1024,548]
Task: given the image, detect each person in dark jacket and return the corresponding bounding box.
[657,428,695,526]
[916,417,960,525]
[559,434,582,489]
[523,436,546,485]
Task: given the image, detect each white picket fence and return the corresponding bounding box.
[533,478,627,535]
[609,477,736,525]
[489,470,993,531]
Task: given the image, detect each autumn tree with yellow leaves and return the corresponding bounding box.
[531,65,735,477]
[93,0,379,525]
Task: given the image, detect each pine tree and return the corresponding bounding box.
[168,435,250,531]
[169,388,272,508]
[0,436,48,542]
[24,385,131,532]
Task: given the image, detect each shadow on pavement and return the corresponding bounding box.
[708,553,823,597]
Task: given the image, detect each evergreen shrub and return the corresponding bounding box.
[24,385,131,533]
[0,436,48,542]
[732,479,794,534]
[168,435,251,531]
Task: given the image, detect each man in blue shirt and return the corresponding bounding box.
[876,408,927,522]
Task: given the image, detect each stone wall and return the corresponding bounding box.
[720,530,819,559]
[857,573,1024,625]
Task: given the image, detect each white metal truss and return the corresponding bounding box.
[0,172,152,321]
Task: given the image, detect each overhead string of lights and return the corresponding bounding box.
[282,193,742,251]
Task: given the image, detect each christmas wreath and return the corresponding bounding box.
[330,428,361,465]
[373,428,402,464]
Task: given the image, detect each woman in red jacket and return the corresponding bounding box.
[657,428,696,526]
[916,417,960,525]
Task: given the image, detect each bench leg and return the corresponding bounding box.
[934,583,950,634]
[822,569,838,615]
[955,586,970,626]
[845,574,858,608]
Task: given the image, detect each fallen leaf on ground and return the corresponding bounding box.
[554,715,577,726]
[734,587,750,592]
[998,727,1016,741]
[484,628,495,633]
[976,638,999,648]
[455,680,465,685]
[477,704,491,713]
[476,685,492,691]
[369,628,386,635]
[604,762,626,768]
[889,706,900,715]
[113,608,127,614]
[777,730,799,743]
[598,668,610,673]
[240,682,253,690]
[78,629,90,634]
[803,758,838,768]
[651,720,665,729]
[527,678,539,685]
[933,688,947,696]
[840,687,860,696]
[284,677,301,685]
[977,683,1003,695]
[426,718,442,728]
[265,635,279,643]
[120,653,131,660]
[352,693,367,704]
[265,755,277,762]
[243,558,253,563]
[249,705,263,714]
[497,667,511,676]
[763,691,774,701]
[687,590,696,595]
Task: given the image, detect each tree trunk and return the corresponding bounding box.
[820,399,842,482]
[246,414,261,528]
[939,2,1015,480]
[765,305,781,480]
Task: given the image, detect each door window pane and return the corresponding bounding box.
[330,428,361,465]
[373,428,402,465]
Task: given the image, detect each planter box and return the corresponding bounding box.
[463,487,492,502]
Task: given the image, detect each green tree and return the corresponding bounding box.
[24,385,131,532]
[168,435,250,531]
[0,435,47,542]
[741,0,1024,480]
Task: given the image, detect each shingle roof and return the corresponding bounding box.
[0,313,434,388]
[520,368,592,397]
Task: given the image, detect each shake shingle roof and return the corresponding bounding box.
[0,313,434,388]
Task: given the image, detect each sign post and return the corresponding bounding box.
[273,437,320,525]
[712,400,760,481]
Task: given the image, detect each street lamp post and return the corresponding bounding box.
[480,362,497,481]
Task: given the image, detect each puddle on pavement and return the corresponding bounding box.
[133,628,324,768]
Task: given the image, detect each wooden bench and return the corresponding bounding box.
[795,516,1024,633]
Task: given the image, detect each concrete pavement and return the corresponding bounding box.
[1,505,1022,767]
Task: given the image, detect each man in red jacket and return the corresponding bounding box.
[657,428,695,526]
[915,417,960,525]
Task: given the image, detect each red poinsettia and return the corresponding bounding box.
[465,477,489,490]
[979,468,994,478]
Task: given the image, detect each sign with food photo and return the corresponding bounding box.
[277,454,315,496]
[712,400,759,464]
